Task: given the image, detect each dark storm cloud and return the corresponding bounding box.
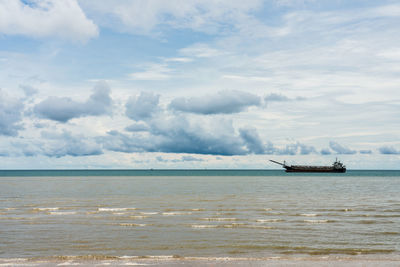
[101,115,248,156]
[0,89,24,136]
[34,81,112,122]
[101,108,323,157]
[147,115,247,155]
[379,146,400,154]
[239,128,265,154]
[329,141,357,154]
[169,90,261,115]
[125,92,160,121]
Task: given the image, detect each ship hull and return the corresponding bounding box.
[284,166,346,173]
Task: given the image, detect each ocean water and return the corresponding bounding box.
[0,170,399,265]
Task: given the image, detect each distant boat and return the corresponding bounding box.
[270,159,346,173]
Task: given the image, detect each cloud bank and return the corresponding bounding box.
[39,130,103,158]
[329,141,357,155]
[125,92,160,121]
[379,146,400,155]
[169,90,261,115]
[34,81,112,122]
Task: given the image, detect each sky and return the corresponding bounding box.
[0,0,400,169]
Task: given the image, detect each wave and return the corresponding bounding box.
[34,207,59,211]
[255,219,284,223]
[190,223,275,229]
[191,224,218,229]
[2,253,399,265]
[303,219,333,223]
[200,217,238,221]
[98,208,137,212]
[119,223,147,227]
[162,212,192,216]
[48,211,77,215]
[163,208,203,212]
[300,213,318,217]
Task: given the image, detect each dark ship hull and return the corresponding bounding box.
[284,166,346,173]
[270,159,346,173]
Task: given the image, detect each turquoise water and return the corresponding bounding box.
[0,170,399,261]
[1,169,399,176]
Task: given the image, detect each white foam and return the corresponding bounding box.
[140,255,178,260]
[222,223,246,228]
[256,219,283,223]
[300,213,318,217]
[162,212,191,216]
[119,256,137,259]
[36,207,59,211]
[98,208,136,212]
[191,224,218,229]
[57,262,81,266]
[304,219,329,223]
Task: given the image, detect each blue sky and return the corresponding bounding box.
[1,0,400,169]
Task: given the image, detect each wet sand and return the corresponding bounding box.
[1,256,400,267]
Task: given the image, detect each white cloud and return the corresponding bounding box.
[169,90,261,115]
[34,81,113,122]
[0,89,24,136]
[78,0,262,35]
[0,0,98,42]
[180,43,225,58]
[129,63,172,80]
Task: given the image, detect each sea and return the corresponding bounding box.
[0,170,399,266]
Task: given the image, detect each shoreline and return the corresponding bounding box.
[1,255,400,267]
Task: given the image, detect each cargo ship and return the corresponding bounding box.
[270,159,346,173]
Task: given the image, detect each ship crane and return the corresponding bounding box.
[269,160,286,167]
